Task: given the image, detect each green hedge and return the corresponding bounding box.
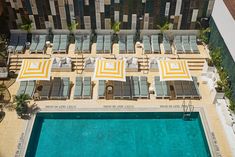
[209,18,235,112]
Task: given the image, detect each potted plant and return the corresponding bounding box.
[112,21,121,43]
[68,21,79,43]
[13,94,30,118]
[214,80,225,101]
[157,22,170,42]
[197,22,210,44]
[20,19,33,42]
[206,58,216,72]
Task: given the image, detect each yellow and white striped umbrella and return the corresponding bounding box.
[158,60,192,81]
[93,59,126,81]
[17,59,52,81]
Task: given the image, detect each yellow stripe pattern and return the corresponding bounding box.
[158,60,192,81]
[17,59,52,81]
[93,59,126,81]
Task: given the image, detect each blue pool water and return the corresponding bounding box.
[26,112,211,157]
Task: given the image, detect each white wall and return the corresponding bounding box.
[212,0,235,61]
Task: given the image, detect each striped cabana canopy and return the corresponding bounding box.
[93,59,126,81]
[157,60,192,81]
[17,59,52,81]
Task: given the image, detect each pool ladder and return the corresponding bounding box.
[182,100,194,120]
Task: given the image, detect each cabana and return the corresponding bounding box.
[93,59,126,99]
[16,59,53,99]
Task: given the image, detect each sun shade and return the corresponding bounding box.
[93,59,126,81]
[158,60,192,81]
[17,59,52,81]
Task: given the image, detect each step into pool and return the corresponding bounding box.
[26,112,211,157]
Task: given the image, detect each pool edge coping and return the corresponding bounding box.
[19,106,219,157]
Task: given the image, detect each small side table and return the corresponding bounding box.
[46,41,51,47]
[25,42,31,49]
[33,93,40,100]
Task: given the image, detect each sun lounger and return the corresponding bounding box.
[122,77,131,99]
[96,35,104,53]
[24,81,36,98]
[15,34,27,53]
[162,36,172,54]
[113,81,122,99]
[39,81,51,100]
[151,35,160,53]
[82,35,90,53]
[189,35,199,53]
[154,76,165,99]
[36,35,46,53]
[181,81,193,98]
[182,36,192,53]
[74,35,82,53]
[131,76,140,99]
[60,77,70,99]
[162,80,171,98]
[127,35,135,53]
[16,81,27,96]
[59,35,68,53]
[174,36,184,54]
[74,77,83,99]
[8,33,19,53]
[83,77,92,99]
[52,35,60,53]
[143,35,152,54]
[174,81,185,99]
[119,35,126,54]
[50,77,61,99]
[104,35,112,53]
[139,76,149,98]
[191,76,201,99]
[98,80,106,99]
[29,35,39,53]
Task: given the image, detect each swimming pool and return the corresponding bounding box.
[26,112,211,157]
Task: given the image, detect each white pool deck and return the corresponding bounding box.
[0,43,233,157]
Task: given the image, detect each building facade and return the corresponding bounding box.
[209,0,235,100]
[2,0,214,30]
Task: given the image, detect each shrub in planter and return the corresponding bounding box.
[215,80,225,93]
[112,22,121,43]
[14,94,30,118]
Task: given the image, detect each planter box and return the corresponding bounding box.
[212,89,225,104]
[207,66,216,73]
